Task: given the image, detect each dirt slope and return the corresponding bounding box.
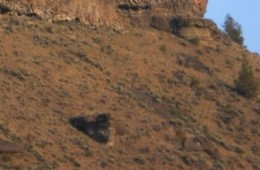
[0,15,259,169]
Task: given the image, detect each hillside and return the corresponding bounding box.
[0,6,260,170]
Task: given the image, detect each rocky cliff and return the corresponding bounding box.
[0,0,119,27]
[117,0,207,17]
[0,0,208,28]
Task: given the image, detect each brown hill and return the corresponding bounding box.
[0,3,260,170]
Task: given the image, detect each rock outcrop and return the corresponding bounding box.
[0,0,120,28]
[0,0,208,28]
[150,16,219,44]
[0,0,215,44]
[117,0,208,17]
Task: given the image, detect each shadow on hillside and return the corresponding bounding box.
[69,113,110,144]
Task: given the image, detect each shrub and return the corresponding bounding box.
[189,76,200,87]
[189,37,200,46]
[234,57,258,98]
[223,14,244,45]
[170,108,183,117]
[159,44,167,54]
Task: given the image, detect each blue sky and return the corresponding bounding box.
[205,0,260,54]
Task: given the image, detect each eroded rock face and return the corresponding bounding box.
[0,0,208,28]
[117,0,208,17]
[151,16,219,44]
[0,0,121,28]
[170,16,218,40]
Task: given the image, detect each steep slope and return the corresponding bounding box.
[0,14,259,170]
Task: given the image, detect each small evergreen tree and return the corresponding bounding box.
[234,57,258,98]
[223,14,244,45]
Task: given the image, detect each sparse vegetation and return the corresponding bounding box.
[171,108,183,117]
[159,44,167,54]
[1,154,11,162]
[223,14,244,45]
[0,8,259,170]
[189,37,200,46]
[234,146,244,154]
[189,76,200,87]
[234,57,258,98]
[175,128,187,141]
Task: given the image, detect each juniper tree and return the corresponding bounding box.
[234,57,258,98]
[223,14,244,45]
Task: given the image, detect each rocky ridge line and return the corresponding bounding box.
[0,0,208,29]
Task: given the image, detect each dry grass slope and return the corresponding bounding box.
[0,15,259,169]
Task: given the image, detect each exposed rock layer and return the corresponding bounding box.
[0,0,208,27]
[117,0,207,17]
[151,16,219,44]
[0,0,119,27]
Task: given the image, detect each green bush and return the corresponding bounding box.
[223,14,244,45]
[234,57,258,98]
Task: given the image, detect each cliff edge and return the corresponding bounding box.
[0,0,208,28]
